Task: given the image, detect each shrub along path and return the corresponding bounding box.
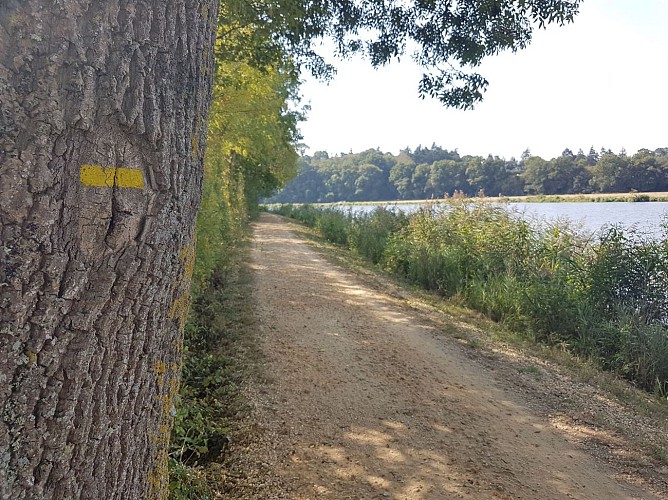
[224,213,667,499]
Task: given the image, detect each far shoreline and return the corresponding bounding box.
[266,191,668,207]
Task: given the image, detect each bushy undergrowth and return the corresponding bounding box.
[170,155,253,496]
[272,202,668,394]
[272,203,320,226]
[169,248,254,499]
[315,209,351,245]
[349,208,409,264]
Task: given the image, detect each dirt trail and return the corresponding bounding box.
[235,213,662,499]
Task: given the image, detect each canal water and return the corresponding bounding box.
[342,201,668,239]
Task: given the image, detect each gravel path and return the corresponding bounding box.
[223,213,667,499]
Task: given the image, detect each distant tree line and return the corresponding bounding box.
[267,145,668,202]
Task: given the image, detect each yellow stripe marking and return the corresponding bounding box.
[80,165,144,189]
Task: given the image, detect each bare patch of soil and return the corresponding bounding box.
[223,213,667,499]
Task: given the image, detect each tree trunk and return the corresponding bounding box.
[0,1,217,498]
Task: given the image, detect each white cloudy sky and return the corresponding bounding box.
[297,0,668,160]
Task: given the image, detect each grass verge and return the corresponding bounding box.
[168,240,261,499]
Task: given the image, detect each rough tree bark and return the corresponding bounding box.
[0,1,218,498]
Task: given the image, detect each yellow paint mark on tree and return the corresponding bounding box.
[80,165,145,189]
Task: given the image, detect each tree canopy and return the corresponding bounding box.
[268,146,668,203]
[224,0,583,109]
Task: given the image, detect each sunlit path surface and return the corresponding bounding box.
[239,213,659,499]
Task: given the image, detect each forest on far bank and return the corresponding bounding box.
[267,145,668,203]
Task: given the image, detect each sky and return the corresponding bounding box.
[297,0,668,160]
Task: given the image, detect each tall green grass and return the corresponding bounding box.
[272,202,668,394]
[349,208,409,264]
